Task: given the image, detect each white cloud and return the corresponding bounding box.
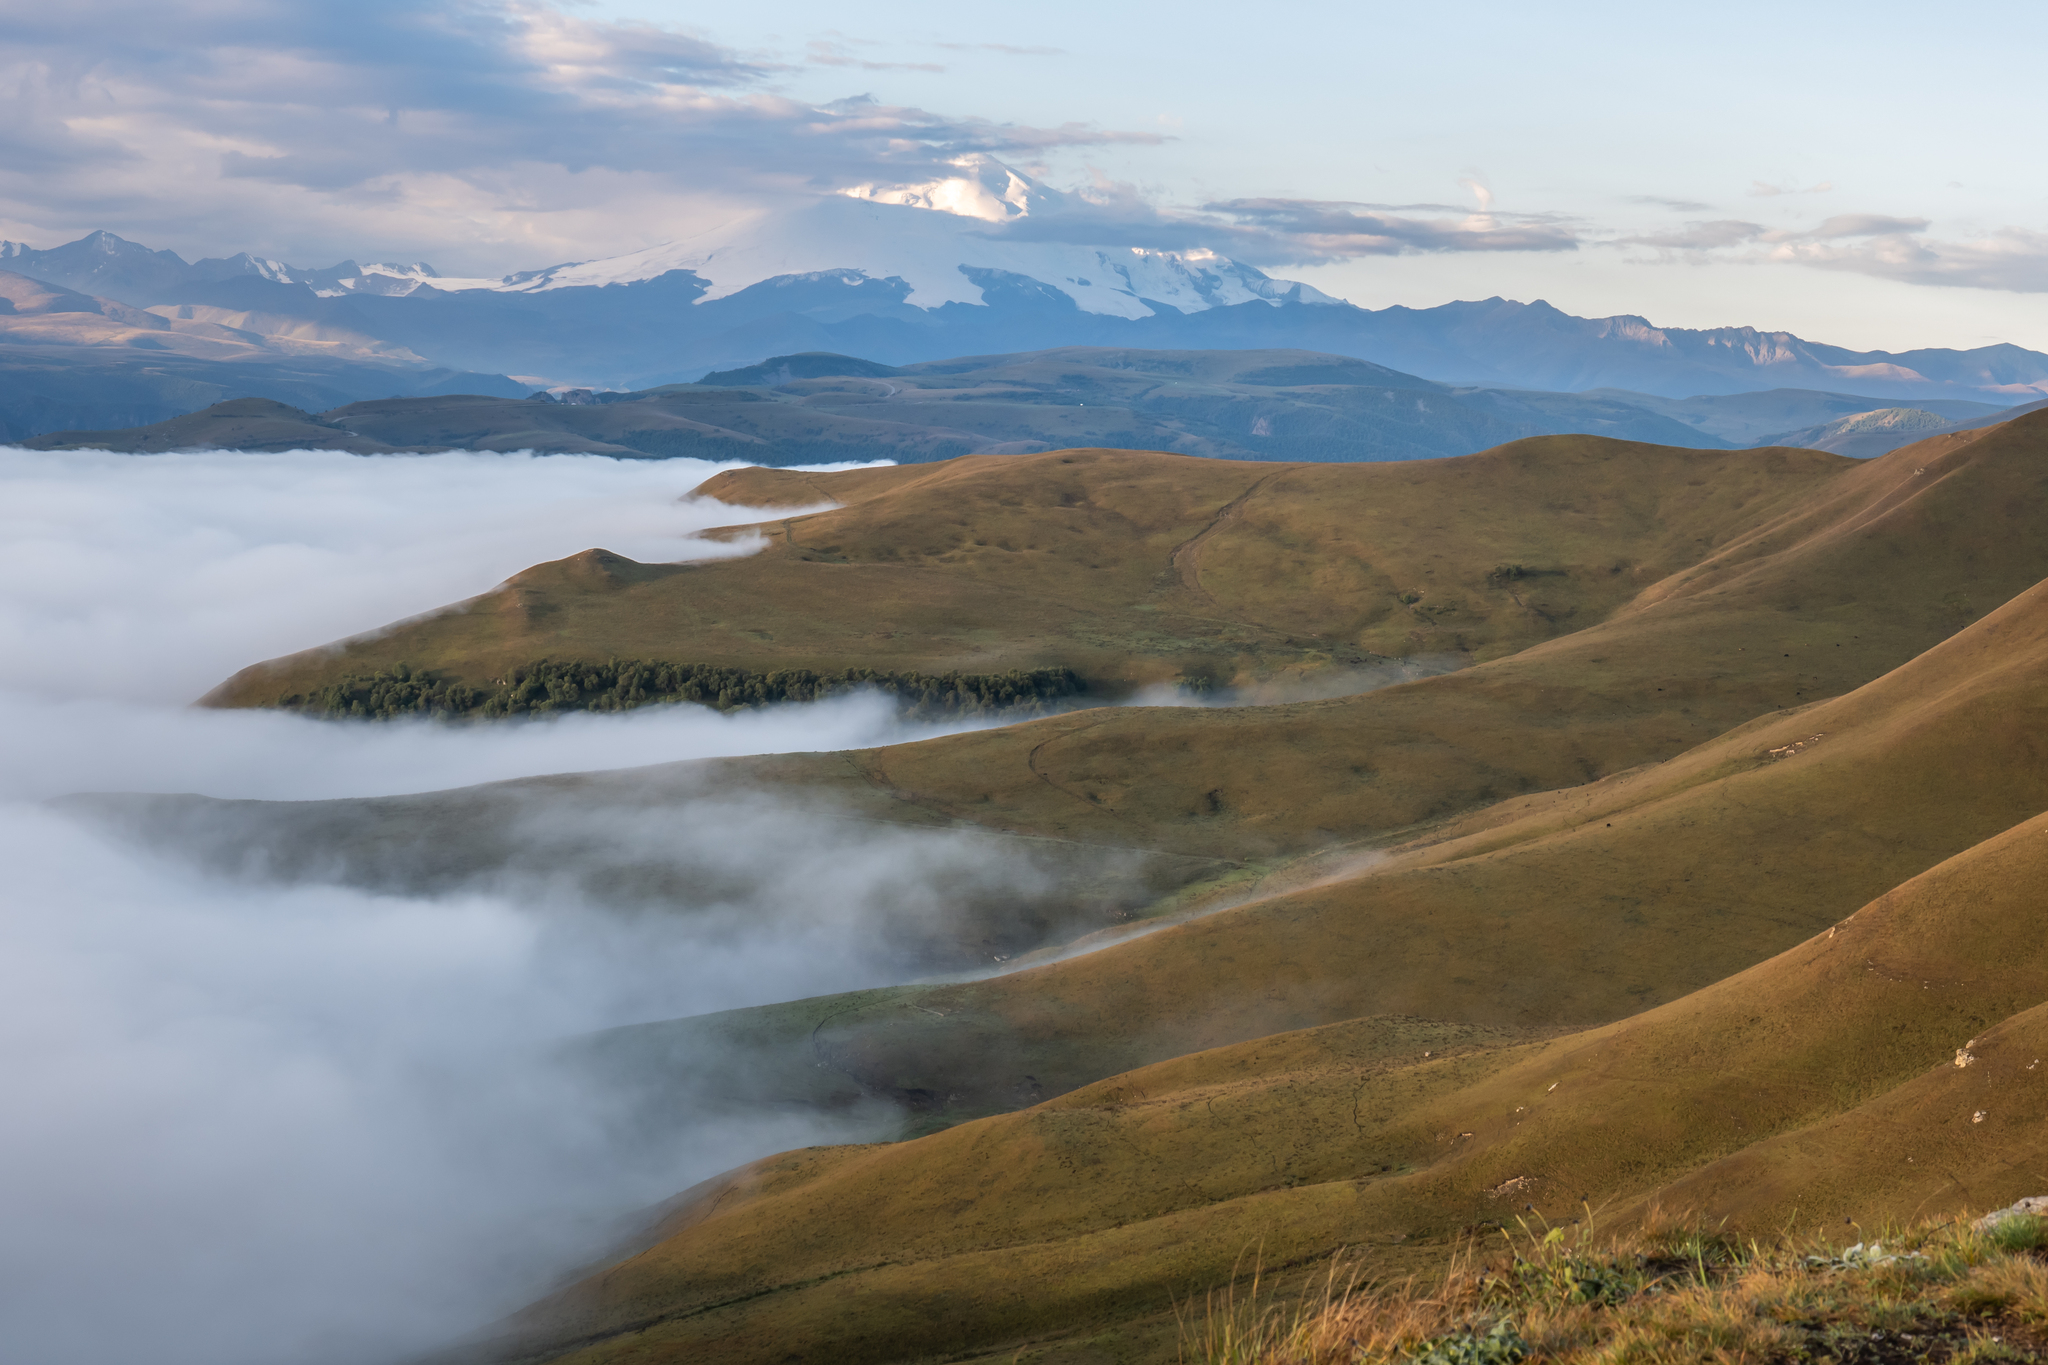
[1767,224,2048,293]
[1612,210,2048,294]
[1199,197,1581,261]
[1749,179,1834,196]
[1618,218,1768,252]
[0,447,776,702]
[1781,213,1930,240]
[0,444,1104,1364]
[0,1,1156,274]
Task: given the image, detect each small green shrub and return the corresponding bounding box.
[1988,1216,2048,1255]
[277,660,1088,722]
[1407,1318,1526,1365]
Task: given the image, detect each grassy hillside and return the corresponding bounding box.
[570,522,2048,1130]
[205,436,1847,710]
[719,409,2048,863]
[171,409,2048,1364]
[463,569,2048,1365]
[212,412,2046,869]
[188,415,2048,1121]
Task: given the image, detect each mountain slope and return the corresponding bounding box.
[117,410,2048,1365]
[202,434,1845,710]
[1757,396,2048,457]
[765,408,2048,861]
[454,540,2048,1365]
[206,411,2048,873]
[547,418,2048,1129]
[1588,385,2011,445]
[186,412,2048,1126]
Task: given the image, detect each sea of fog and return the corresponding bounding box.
[0,448,1017,1365]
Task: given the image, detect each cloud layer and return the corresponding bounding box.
[0,1,1604,276]
[0,444,1076,1364]
[1615,215,2048,294]
[0,446,788,703]
[0,1,1155,272]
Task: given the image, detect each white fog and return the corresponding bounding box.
[0,447,1028,1365]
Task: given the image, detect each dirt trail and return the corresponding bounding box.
[1025,717,1131,822]
[1169,472,1279,605]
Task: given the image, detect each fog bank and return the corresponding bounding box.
[0,448,1059,1365]
[0,446,819,705]
[0,799,909,1365]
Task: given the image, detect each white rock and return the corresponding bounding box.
[1973,1196,2048,1231]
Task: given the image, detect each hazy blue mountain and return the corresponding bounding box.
[0,347,527,445]
[0,266,527,441]
[1753,397,2048,458]
[5,220,2045,405]
[1580,387,2012,446]
[28,347,1734,461]
[83,345,2017,466]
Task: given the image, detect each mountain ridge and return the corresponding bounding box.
[4,217,2043,401]
[21,345,2019,461]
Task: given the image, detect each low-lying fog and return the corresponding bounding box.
[0,448,1038,1365]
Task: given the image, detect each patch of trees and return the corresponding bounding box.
[278,659,1087,722]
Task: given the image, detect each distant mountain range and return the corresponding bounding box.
[26,347,2024,465]
[3,156,2044,441]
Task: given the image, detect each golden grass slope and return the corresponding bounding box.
[205,436,1845,707]
[590,550,2048,1140]
[185,412,2048,1135]
[482,576,2048,1365]
[661,409,2048,868]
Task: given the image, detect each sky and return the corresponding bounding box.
[3,1,2046,347]
[12,0,2048,351]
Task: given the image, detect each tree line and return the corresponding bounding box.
[278,658,1088,722]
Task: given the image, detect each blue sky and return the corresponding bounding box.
[4,0,2045,349]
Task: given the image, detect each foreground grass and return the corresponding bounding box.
[1184,1214,2048,1365]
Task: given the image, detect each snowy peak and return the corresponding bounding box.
[407,157,1341,320]
[1,158,1336,321]
[841,153,1062,223]
[294,261,443,297]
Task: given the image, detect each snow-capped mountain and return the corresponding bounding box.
[394,156,1344,319]
[0,232,443,304]
[5,173,2047,403]
[1,158,1335,320]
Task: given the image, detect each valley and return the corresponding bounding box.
[109,408,2048,1362]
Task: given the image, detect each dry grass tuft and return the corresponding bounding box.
[1185,1215,2048,1365]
